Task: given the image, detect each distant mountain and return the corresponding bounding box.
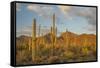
[59,32,96,46]
[16,31,96,47]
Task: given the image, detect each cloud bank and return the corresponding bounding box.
[58,6,96,32]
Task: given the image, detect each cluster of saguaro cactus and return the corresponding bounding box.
[31,14,57,61]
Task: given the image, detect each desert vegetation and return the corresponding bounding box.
[16,14,96,65]
[16,33,96,65]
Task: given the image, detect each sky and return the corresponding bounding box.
[16,3,97,37]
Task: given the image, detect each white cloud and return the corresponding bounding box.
[16,3,21,11]
[27,4,55,18]
[58,5,71,14]
[74,7,97,32]
[58,6,96,32]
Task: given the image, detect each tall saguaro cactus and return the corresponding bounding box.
[55,27,57,42]
[51,14,57,56]
[32,19,36,62]
[53,14,55,35]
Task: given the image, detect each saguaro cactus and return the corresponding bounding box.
[50,26,53,55]
[32,19,36,62]
[38,24,41,37]
[28,38,31,51]
[53,14,55,34]
[65,28,68,46]
[51,14,57,56]
[55,27,57,43]
[41,32,45,45]
[51,26,53,34]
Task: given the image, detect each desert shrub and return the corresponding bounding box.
[16,37,96,65]
[47,56,61,63]
[16,41,32,65]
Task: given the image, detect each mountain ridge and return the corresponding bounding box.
[16,31,96,46]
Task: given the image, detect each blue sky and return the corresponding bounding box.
[16,3,96,37]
